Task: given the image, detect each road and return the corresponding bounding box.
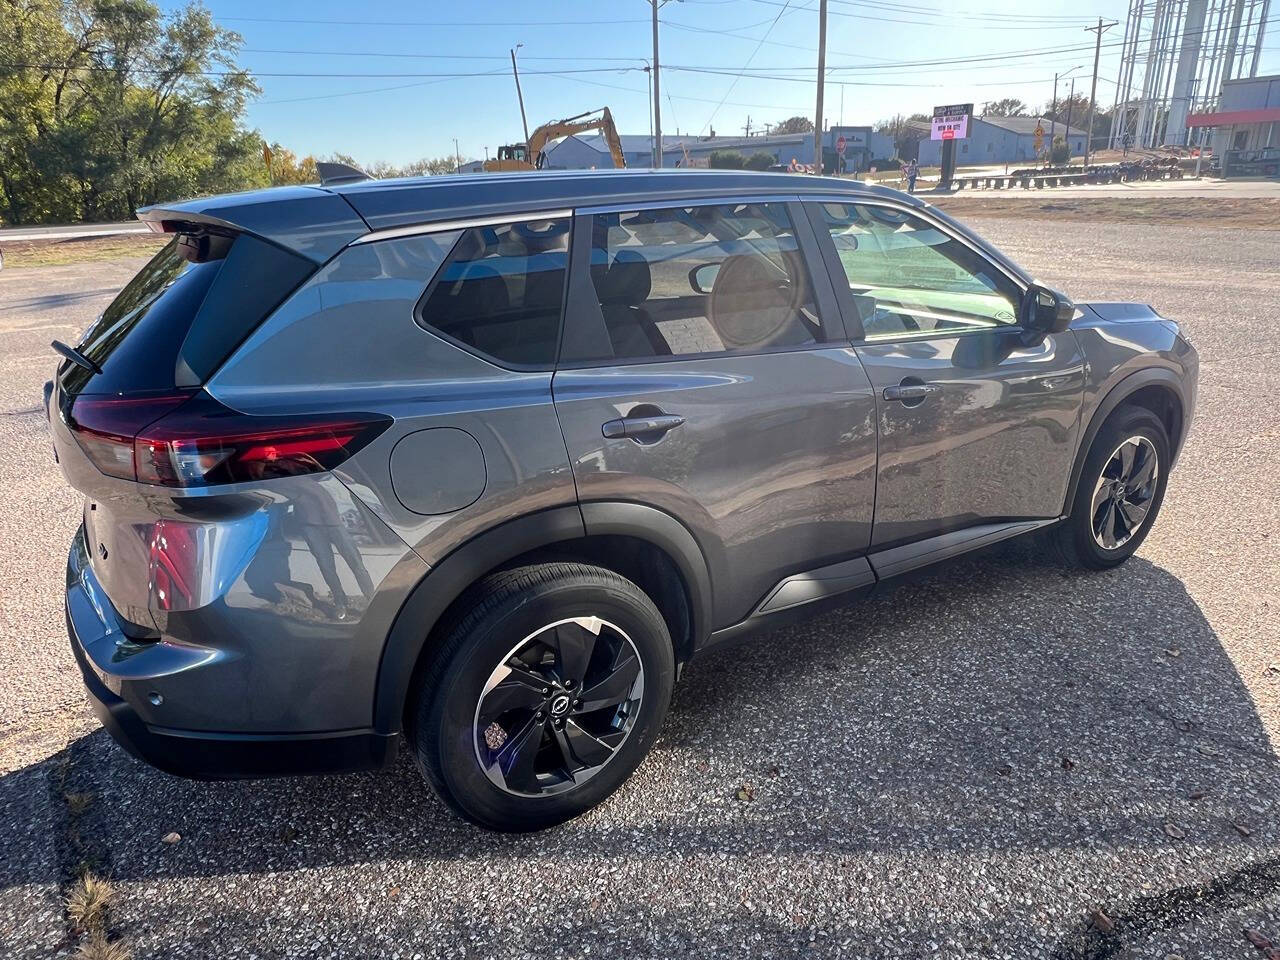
[1,216,1278,959]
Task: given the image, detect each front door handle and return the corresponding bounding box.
[882,382,941,403]
[602,413,686,442]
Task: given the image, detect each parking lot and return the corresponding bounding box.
[1,209,1277,959]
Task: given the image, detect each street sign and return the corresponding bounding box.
[930,103,972,141]
[835,134,847,156]
[1033,123,1045,152]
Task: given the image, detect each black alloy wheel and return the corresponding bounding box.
[474,616,644,797]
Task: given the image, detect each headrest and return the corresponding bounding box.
[706,252,802,349]
[596,249,652,307]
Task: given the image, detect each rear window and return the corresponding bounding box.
[61,233,314,396]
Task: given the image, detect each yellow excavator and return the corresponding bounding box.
[485,107,626,172]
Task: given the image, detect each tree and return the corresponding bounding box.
[981,97,1028,117]
[743,152,775,171]
[874,114,928,163]
[774,115,814,135]
[0,0,262,224]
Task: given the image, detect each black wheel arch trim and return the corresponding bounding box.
[372,502,712,735]
[1063,367,1187,513]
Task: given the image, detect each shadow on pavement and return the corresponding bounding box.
[4,541,1277,955]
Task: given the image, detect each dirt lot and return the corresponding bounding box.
[1,204,1278,959]
[932,194,1280,227]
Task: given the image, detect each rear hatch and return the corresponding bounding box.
[49,225,323,631]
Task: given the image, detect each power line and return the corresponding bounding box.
[219,15,650,27]
[699,0,798,134]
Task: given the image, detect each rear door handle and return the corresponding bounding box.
[882,383,941,402]
[602,414,686,441]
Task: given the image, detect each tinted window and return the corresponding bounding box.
[65,239,221,395]
[417,218,570,367]
[63,234,315,396]
[815,202,1020,340]
[580,203,822,362]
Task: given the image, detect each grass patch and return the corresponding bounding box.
[3,233,166,268]
[65,872,114,933]
[76,929,131,960]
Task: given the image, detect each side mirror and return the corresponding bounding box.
[689,262,719,295]
[1020,284,1074,341]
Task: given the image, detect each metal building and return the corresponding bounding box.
[1111,0,1270,149]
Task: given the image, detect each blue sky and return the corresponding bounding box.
[158,0,1279,165]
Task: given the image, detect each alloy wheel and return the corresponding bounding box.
[472,616,644,798]
[1090,435,1159,550]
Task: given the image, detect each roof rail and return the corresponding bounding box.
[316,161,372,187]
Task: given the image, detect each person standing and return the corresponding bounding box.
[906,159,919,194]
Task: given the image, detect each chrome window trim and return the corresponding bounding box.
[350,209,574,245]
[574,194,800,216]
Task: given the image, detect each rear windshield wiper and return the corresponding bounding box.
[51,340,102,376]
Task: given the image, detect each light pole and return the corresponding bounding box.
[510,43,530,148]
[1049,65,1083,161]
[454,138,461,174]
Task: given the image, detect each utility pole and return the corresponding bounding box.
[1049,71,1059,156]
[1083,18,1117,168]
[651,0,663,168]
[454,138,461,174]
[510,45,530,147]
[813,0,827,174]
[644,63,654,165]
[1064,77,1076,163]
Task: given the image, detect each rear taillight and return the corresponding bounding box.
[66,393,188,481]
[68,391,389,487]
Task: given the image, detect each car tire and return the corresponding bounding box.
[411,562,675,831]
[1055,404,1170,570]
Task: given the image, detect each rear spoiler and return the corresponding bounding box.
[137,185,370,264]
[316,161,372,187]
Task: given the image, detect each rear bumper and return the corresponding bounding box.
[66,531,399,780]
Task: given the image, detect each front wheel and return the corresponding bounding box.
[412,562,675,831]
[1055,404,1170,569]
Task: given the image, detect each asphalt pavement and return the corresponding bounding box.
[0,215,1277,959]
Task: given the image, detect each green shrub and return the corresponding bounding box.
[709,151,745,169]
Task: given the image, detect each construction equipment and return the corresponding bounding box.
[485,107,626,172]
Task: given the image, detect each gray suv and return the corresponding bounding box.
[51,170,1197,830]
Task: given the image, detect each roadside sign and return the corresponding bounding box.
[930,103,972,141]
[1033,123,1044,152]
[836,135,846,156]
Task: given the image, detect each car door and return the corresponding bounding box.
[551,198,878,629]
[805,199,1085,549]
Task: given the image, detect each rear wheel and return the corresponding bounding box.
[412,562,674,831]
[1055,405,1170,569]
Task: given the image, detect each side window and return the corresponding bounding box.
[581,202,823,362]
[814,202,1021,340]
[417,217,570,367]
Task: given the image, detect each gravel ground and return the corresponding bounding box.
[1,215,1278,959]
